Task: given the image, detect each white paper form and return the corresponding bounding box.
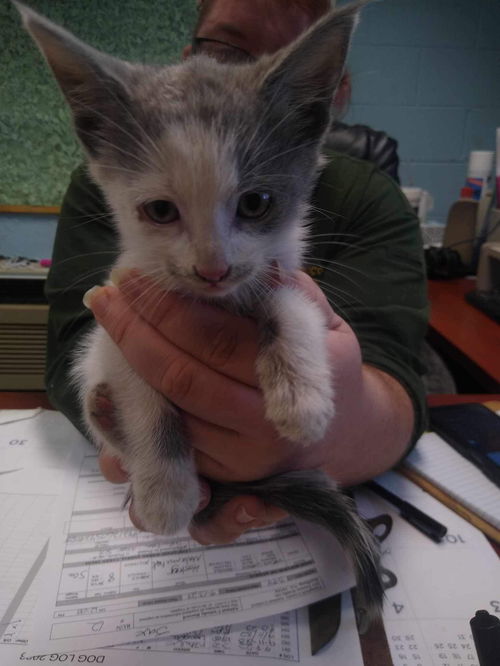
[2,593,363,665]
[0,409,42,426]
[0,469,61,644]
[0,410,90,472]
[357,471,500,666]
[33,454,355,652]
[0,565,42,646]
[0,465,86,650]
[0,411,88,647]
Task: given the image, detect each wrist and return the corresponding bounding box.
[322,363,414,486]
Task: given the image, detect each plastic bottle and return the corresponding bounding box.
[465,151,494,201]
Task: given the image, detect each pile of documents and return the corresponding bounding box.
[0,409,362,665]
[1,409,499,665]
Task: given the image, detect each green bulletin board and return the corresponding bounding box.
[0,0,197,206]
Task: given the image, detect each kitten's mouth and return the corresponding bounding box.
[183,266,253,299]
[195,280,238,298]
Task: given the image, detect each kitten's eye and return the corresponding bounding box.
[141,200,179,225]
[237,192,272,219]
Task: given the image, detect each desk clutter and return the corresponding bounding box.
[402,404,500,544]
[0,256,49,304]
[0,408,499,665]
[406,133,500,327]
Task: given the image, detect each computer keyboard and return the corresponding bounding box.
[465,289,500,323]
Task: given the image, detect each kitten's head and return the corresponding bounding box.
[16,1,361,301]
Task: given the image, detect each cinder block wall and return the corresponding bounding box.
[344,0,500,223]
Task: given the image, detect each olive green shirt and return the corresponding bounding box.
[45,151,429,445]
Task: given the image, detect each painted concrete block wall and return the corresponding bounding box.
[344,0,500,224]
[0,213,57,260]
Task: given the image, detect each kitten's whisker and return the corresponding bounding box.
[55,268,116,300]
[304,256,370,279]
[69,92,159,171]
[303,262,366,292]
[51,251,118,269]
[99,79,166,167]
[92,163,145,177]
[240,76,298,163]
[308,240,369,250]
[308,276,362,309]
[244,87,324,164]
[306,231,361,240]
[245,137,320,178]
[62,216,115,231]
[76,126,155,174]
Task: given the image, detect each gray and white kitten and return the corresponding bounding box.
[17,1,383,616]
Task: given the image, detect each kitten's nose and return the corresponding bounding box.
[193,264,231,284]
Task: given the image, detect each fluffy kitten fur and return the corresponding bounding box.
[17,1,383,616]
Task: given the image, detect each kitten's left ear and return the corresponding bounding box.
[259,1,364,141]
[14,1,134,158]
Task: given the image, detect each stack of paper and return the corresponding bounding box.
[402,431,500,537]
[2,409,500,666]
[0,409,362,665]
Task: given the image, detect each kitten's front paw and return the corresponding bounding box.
[131,465,200,535]
[264,379,335,445]
[256,286,335,446]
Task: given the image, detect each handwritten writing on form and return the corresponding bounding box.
[2,584,362,665]
[33,454,354,651]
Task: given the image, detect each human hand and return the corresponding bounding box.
[85,269,362,543]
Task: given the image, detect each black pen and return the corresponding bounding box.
[366,480,448,543]
[470,610,500,666]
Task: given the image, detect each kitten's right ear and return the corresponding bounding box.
[14,1,133,157]
[258,1,364,144]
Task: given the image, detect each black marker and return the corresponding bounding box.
[470,610,500,666]
[366,481,448,543]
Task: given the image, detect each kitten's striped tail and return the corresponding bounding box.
[193,470,384,619]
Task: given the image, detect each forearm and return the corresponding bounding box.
[323,364,414,487]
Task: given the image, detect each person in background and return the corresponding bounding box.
[46,0,428,544]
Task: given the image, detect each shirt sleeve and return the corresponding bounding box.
[308,152,429,448]
[44,165,119,432]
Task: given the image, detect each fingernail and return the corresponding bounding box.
[83,285,102,309]
[235,506,256,524]
[109,267,133,287]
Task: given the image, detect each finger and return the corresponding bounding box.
[86,286,268,433]
[99,453,129,483]
[189,495,288,545]
[128,501,145,531]
[186,414,299,482]
[110,269,259,386]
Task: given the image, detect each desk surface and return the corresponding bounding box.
[1,391,499,666]
[428,278,500,390]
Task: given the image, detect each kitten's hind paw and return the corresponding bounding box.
[87,383,127,451]
[130,464,200,535]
